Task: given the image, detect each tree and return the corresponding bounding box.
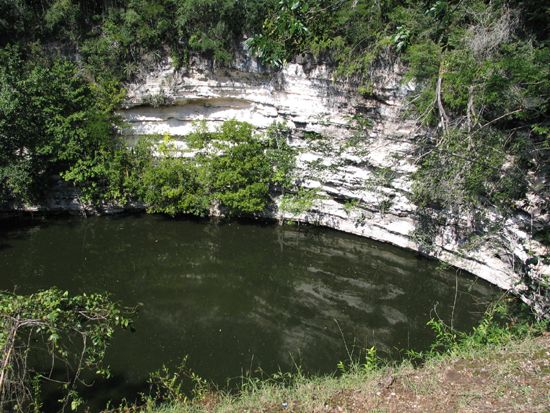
[0,47,123,206]
[404,1,550,212]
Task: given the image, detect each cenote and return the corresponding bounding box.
[0,214,499,410]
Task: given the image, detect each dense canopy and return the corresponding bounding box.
[0,0,548,231]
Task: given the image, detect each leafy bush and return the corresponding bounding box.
[412,129,528,210]
[0,288,130,412]
[264,122,296,192]
[62,139,154,206]
[0,47,122,206]
[407,298,549,363]
[279,188,318,216]
[142,156,209,217]
[137,121,295,217]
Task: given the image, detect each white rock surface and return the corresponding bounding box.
[117,56,548,315]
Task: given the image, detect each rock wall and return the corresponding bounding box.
[121,55,548,314]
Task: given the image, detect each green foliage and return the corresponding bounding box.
[44,0,79,39]
[140,357,208,410]
[403,40,441,82]
[366,167,396,189]
[336,344,380,375]
[408,299,549,362]
[0,47,122,206]
[343,199,360,215]
[247,0,399,76]
[0,0,274,81]
[412,129,528,210]
[63,138,154,206]
[246,0,326,67]
[79,0,173,80]
[0,288,130,412]
[173,0,268,65]
[426,318,458,353]
[264,123,296,191]
[137,121,295,217]
[361,346,379,372]
[207,141,272,215]
[142,156,209,217]
[1,111,295,216]
[279,188,318,216]
[402,2,550,215]
[197,120,285,216]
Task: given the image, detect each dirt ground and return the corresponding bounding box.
[258,334,550,413]
[324,334,550,413]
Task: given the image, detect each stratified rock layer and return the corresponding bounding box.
[119,55,549,317]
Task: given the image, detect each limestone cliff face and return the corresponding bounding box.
[121,55,547,314]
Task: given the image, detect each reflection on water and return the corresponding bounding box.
[0,214,498,408]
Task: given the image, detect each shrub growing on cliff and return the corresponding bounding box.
[406,3,550,213]
[142,156,210,216]
[140,121,295,217]
[264,122,296,193]
[204,121,273,215]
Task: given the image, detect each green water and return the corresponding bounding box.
[0,214,498,408]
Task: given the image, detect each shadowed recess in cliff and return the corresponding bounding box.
[121,97,278,135]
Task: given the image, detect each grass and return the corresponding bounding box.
[126,337,549,412]
[114,301,549,413]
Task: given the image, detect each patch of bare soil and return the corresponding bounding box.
[320,334,550,413]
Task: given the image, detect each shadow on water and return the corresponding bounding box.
[79,375,147,412]
[0,214,49,252]
[0,213,500,411]
[40,369,147,413]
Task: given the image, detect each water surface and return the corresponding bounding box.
[0,214,498,408]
